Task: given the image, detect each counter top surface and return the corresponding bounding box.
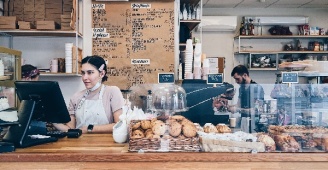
[1,134,328,163]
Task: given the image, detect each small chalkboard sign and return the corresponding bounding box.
[158,73,175,84]
[281,72,298,84]
[207,73,224,84]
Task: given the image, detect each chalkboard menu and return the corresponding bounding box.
[281,72,298,83]
[207,73,224,84]
[158,73,174,84]
[92,1,175,89]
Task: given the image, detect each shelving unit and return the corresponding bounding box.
[234,35,328,70]
[179,0,202,50]
[0,0,83,77]
[0,46,21,108]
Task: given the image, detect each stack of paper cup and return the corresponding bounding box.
[50,59,58,73]
[65,43,73,73]
[184,39,193,79]
[202,59,209,80]
[193,43,202,79]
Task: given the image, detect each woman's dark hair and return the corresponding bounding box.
[22,64,40,79]
[82,55,108,82]
[231,65,249,77]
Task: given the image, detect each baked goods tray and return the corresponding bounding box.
[128,120,201,152]
[199,137,265,153]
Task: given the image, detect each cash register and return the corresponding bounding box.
[1,81,71,151]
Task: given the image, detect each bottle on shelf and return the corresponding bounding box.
[239,17,246,36]
[182,3,187,20]
[249,18,254,35]
[257,19,262,35]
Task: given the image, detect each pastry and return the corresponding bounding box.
[132,121,141,130]
[257,134,276,152]
[152,122,166,136]
[153,134,161,139]
[151,120,164,127]
[274,134,300,152]
[145,129,153,136]
[170,115,185,122]
[203,123,218,133]
[169,121,182,137]
[131,129,145,139]
[216,124,231,133]
[146,133,153,139]
[181,118,193,126]
[182,124,197,138]
[322,134,328,151]
[141,120,152,130]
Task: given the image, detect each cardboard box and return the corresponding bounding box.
[36,20,55,30]
[18,21,34,30]
[45,3,62,9]
[0,23,16,29]
[0,16,16,21]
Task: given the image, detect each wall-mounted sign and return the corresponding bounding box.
[158,73,174,84]
[207,73,224,84]
[131,59,150,65]
[281,72,298,84]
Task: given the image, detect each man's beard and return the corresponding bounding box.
[241,77,246,84]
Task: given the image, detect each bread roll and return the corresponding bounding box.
[216,124,231,133]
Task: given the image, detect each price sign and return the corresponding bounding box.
[281,72,298,84]
[207,73,224,84]
[158,73,174,84]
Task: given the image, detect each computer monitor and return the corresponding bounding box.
[14,81,71,123]
[2,81,71,148]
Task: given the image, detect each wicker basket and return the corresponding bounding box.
[128,120,200,152]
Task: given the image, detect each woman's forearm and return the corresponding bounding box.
[81,123,116,133]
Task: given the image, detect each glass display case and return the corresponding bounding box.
[0,46,21,109]
[127,80,328,153]
[197,83,328,153]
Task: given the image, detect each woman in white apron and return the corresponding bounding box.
[54,56,124,133]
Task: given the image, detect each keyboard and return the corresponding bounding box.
[46,131,67,138]
[20,136,58,148]
[0,119,19,126]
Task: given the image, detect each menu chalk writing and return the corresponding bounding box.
[207,73,224,84]
[92,1,174,89]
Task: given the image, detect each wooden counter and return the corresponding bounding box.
[1,134,328,169]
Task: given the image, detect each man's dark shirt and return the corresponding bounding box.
[238,80,264,109]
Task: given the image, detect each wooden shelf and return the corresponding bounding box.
[0,30,83,37]
[179,43,196,46]
[236,51,328,54]
[0,75,11,81]
[40,73,81,77]
[235,35,328,39]
[180,20,201,30]
[249,68,277,71]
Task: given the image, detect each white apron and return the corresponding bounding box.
[75,85,109,129]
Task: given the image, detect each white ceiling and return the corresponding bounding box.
[203,0,328,8]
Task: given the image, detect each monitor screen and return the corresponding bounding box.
[14,81,71,123]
